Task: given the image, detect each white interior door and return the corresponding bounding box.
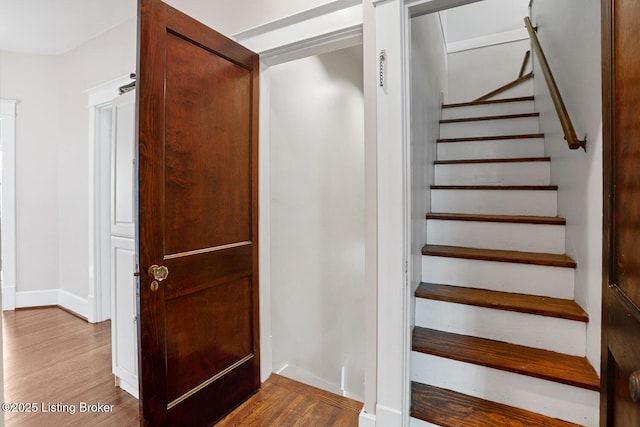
[109,89,138,398]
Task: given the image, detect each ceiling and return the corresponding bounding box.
[0,0,136,55]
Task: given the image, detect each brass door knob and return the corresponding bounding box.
[630,370,640,403]
[148,265,169,282]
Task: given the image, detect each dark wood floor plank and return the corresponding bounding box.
[412,327,600,391]
[440,112,539,124]
[437,133,544,143]
[416,283,588,322]
[421,244,577,268]
[3,307,361,426]
[434,157,550,165]
[431,185,558,190]
[2,307,140,427]
[442,96,535,109]
[425,213,566,225]
[217,374,362,426]
[422,245,576,268]
[411,382,581,427]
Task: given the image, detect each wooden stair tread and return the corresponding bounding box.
[434,157,550,165]
[412,327,600,391]
[411,382,581,427]
[421,244,576,268]
[425,212,566,225]
[431,184,558,191]
[440,112,539,124]
[442,96,535,109]
[416,283,588,322]
[437,133,544,143]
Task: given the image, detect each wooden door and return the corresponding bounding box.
[602,0,640,425]
[136,0,260,425]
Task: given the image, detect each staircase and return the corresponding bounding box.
[410,95,599,426]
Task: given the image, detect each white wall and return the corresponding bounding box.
[56,18,136,302]
[446,38,530,103]
[0,52,61,297]
[439,0,530,104]
[530,0,602,373]
[440,0,529,44]
[268,46,365,400]
[0,16,136,315]
[410,12,447,316]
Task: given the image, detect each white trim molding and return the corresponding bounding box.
[1,99,18,311]
[85,75,133,323]
[446,27,529,53]
[15,289,89,319]
[241,8,369,392]
[233,2,363,66]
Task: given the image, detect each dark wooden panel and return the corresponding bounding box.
[612,359,640,427]
[431,185,558,190]
[440,112,539,124]
[421,244,576,268]
[164,32,252,256]
[413,327,599,390]
[607,287,640,425]
[411,382,580,427]
[163,244,252,299]
[437,133,544,143]
[165,277,253,402]
[434,157,550,165]
[137,1,260,424]
[416,282,588,322]
[613,0,640,309]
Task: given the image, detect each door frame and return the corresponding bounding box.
[86,75,136,324]
[0,99,17,311]
[372,0,483,425]
[233,0,381,422]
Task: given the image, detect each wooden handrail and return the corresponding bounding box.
[524,16,586,151]
[473,50,532,102]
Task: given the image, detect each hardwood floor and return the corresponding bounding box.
[2,307,139,426]
[217,374,362,427]
[3,307,362,426]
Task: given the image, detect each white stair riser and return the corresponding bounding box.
[437,138,545,161]
[421,256,575,299]
[434,162,550,186]
[411,353,599,427]
[440,116,539,139]
[495,78,534,99]
[410,417,440,427]
[415,298,586,356]
[442,100,534,120]
[431,189,557,216]
[426,220,565,254]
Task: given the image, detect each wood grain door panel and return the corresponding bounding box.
[164,31,252,256]
[603,0,640,423]
[137,1,260,424]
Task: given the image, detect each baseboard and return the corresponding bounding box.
[15,289,59,308]
[359,409,376,427]
[115,376,139,400]
[58,290,89,319]
[2,285,16,310]
[375,404,403,427]
[15,289,89,319]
